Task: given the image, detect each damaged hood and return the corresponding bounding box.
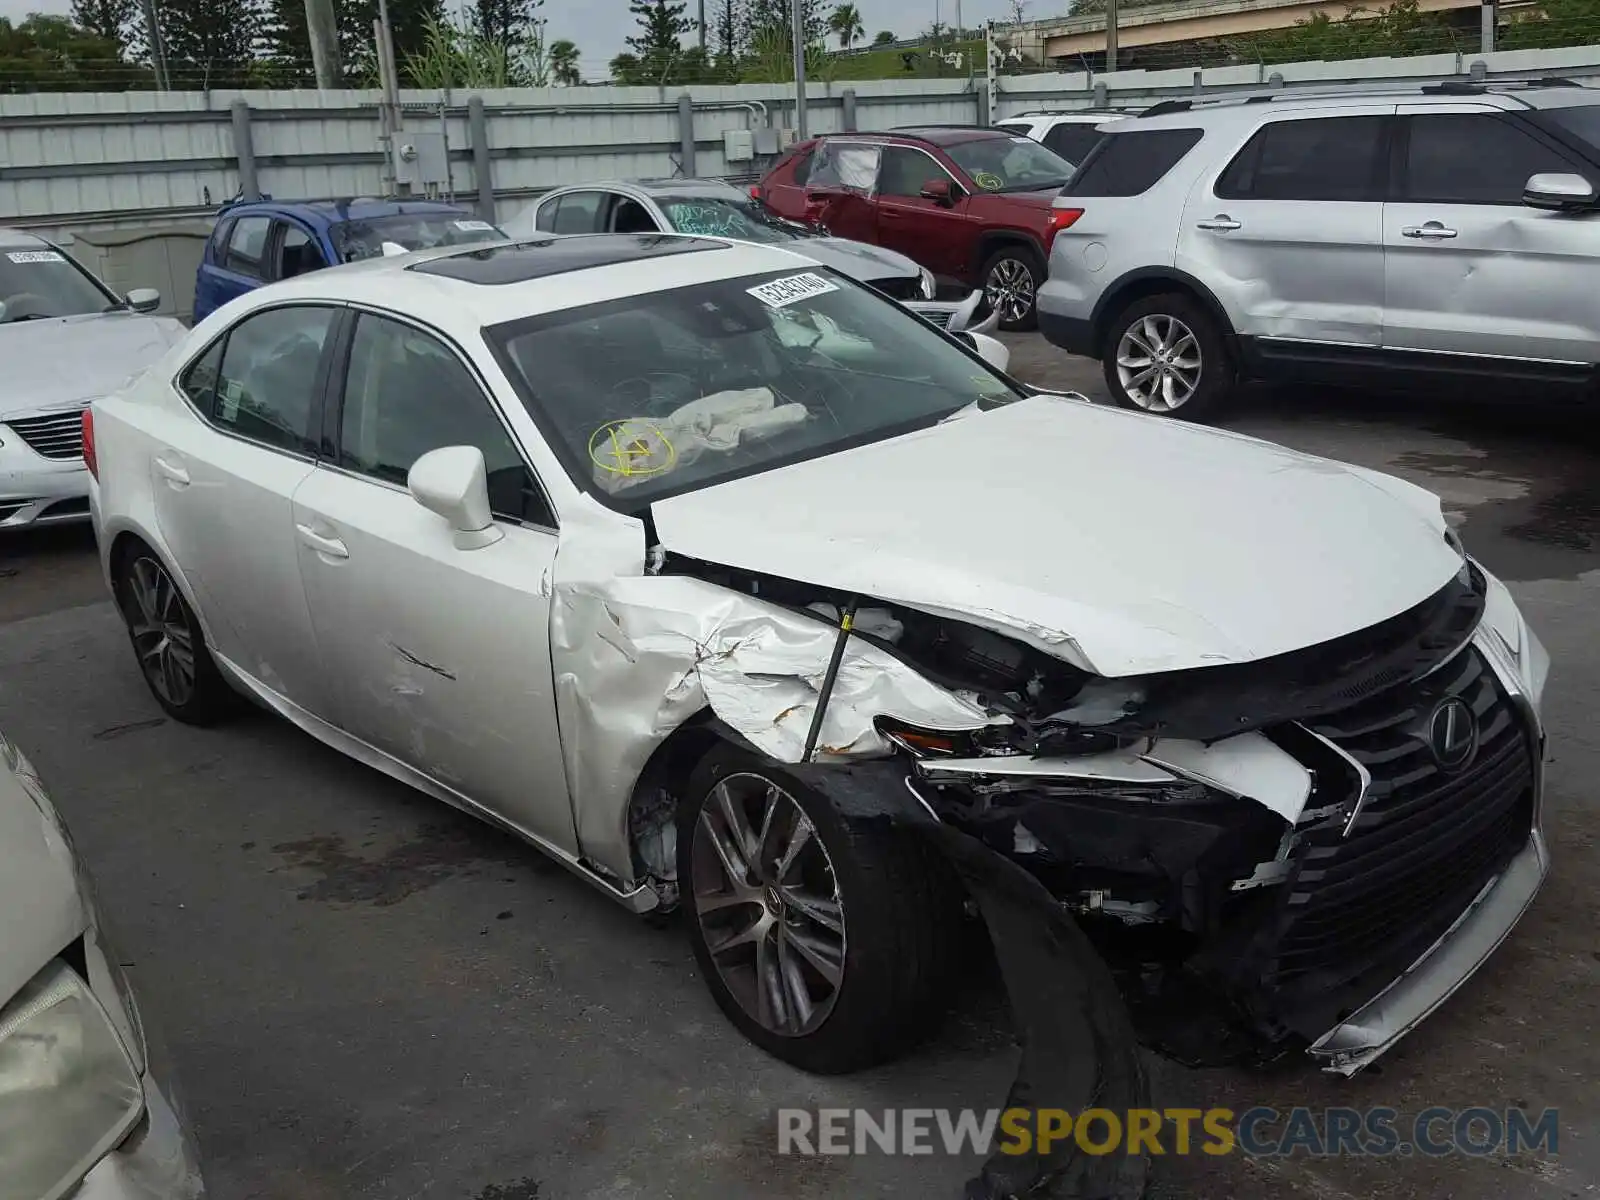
[0,312,188,419]
[650,397,1464,677]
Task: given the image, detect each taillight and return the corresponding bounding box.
[1045,206,1084,252]
[749,185,764,203]
[82,407,98,480]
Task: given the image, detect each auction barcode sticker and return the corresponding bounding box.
[748,272,838,308]
[453,219,494,232]
[6,250,63,264]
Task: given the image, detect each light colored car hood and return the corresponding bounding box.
[0,758,84,1005]
[650,396,1464,677]
[0,312,188,420]
[794,236,921,284]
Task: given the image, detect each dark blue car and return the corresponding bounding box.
[192,197,507,323]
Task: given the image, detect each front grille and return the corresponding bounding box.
[6,410,85,460]
[919,307,954,329]
[1259,645,1533,1031]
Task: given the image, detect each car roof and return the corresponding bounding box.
[217,197,473,228]
[0,227,47,248]
[823,126,1016,149]
[238,234,821,332]
[1129,80,1600,130]
[546,178,746,199]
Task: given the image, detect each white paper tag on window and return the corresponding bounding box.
[219,378,243,422]
[453,219,494,232]
[747,272,838,308]
[6,250,64,264]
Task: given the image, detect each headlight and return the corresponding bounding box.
[919,267,937,299]
[1479,566,1550,718]
[0,962,145,1200]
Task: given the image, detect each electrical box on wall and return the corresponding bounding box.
[753,127,799,156]
[723,128,755,163]
[392,129,448,188]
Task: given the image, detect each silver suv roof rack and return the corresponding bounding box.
[1135,76,1585,119]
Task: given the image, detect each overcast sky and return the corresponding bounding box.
[2,0,1027,79]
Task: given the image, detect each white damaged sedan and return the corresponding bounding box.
[85,233,1550,1081]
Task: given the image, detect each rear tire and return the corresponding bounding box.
[112,546,235,725]
[678,742,952,1074]
[980,245,1044,332]
[1101,292,1233,419]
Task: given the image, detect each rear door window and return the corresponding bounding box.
[1215,116,1387,202]
[1042,123,1106,165]
[274,222,326,279]
[1401,113,1578,204]
[549,191,609,234]
[211,304,337,454]
[1062,128,1204,196]
[225,215,272,277]
[808,142,881,191]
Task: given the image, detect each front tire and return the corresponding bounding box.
[1101,292,1233,419]
[113,547,235,725]
[981,245,1044,332]
[678,742,951,1074]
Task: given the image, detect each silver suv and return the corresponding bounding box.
[1036,81,1600,417]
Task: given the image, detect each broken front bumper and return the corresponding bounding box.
[1309,827,1548,1076]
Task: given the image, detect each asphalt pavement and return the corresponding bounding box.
[1,341,1596,1200]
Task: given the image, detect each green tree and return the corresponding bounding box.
[147,0,264,88]
[0,14,146,91]
[618,0,695,82]
[264,0,445,84]
[550,36,581,83]
[1500,0,1600,49]
[743,0,827,51]
[70,0,139,57]
[829,1,864,47]
[709,0,744,59]
[872,27,895,43]
[471,0,542,46]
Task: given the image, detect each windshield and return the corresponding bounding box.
[0,245,116,323]
[657,196,809,244]
[487,267,1021,506]
[331,213,506,263]
[946,135,1074,192]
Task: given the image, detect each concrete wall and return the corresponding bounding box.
[3,43,1599,241]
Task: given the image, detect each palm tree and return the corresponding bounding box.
[829,3,864,49]
[550,37,581,85]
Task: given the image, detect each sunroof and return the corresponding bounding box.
[409,233,727,285]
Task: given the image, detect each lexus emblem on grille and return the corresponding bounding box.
[1426,697,1478,770]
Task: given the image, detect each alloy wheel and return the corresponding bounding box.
[690,773,846,1037]
[984,257,1035,325]
[1116,314,1202,412]
[124,557,196,707]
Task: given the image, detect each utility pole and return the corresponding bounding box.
[304,0,341,87]
[790,0,808,138]
[375,0,406,194]
[699,0,707,51]
[138,0,170,90]
[1106,0,1118,72]
[1480,0,1497,53]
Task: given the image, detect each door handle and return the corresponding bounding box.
[1402,222,1458,239]
[1196,215,1242,231]
[295,523,349,560]
[153,456,190,487]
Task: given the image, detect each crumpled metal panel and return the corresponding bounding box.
[548,508,993,877]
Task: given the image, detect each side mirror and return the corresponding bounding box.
[1523,172,1597,211]
[955,330,1011,373]
[125,287,160,313]
[408,446,504,550]
[920,178,954,205]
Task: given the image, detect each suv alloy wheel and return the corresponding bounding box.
[1102,292,1233,418]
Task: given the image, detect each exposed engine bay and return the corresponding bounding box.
[653,550,1532,1067]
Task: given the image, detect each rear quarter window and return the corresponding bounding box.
[1061,128,1204,196]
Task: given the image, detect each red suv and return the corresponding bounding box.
[755,126,1079,330]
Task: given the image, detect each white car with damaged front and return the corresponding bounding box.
[84,233,1549,1095]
